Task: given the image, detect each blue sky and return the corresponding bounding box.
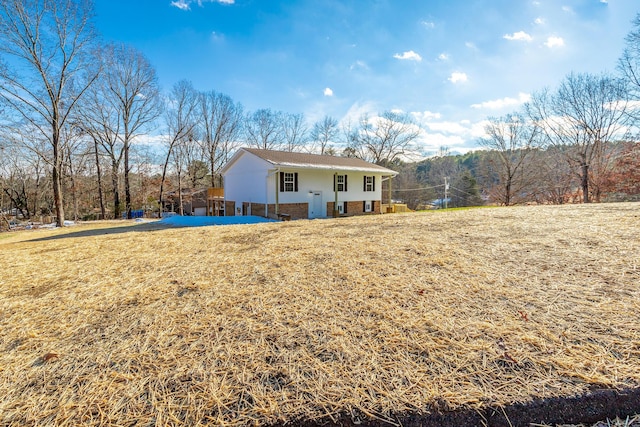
[94,0,639,155]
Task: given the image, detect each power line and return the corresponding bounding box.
[391,183,446,192]
[449,185,478,198]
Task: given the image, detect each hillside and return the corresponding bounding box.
[1,204,639,426]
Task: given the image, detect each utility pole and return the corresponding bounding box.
[444,177,449,209]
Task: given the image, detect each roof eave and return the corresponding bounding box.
[275,163,398,175]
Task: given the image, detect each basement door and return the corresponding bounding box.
[310,191,323,218]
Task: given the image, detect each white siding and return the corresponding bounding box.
[223,150,389,219]
[223,153,272,204]
[279,170,383,202]
[272,169,385,217]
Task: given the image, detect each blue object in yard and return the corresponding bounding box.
[429,198,451,209]
[158,215,276,227]
[122,210,144,219]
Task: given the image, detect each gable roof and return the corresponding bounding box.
[222,148,399,175]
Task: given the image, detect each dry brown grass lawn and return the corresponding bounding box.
[0,203,639,426]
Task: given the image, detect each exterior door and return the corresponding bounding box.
[310,192,323,218]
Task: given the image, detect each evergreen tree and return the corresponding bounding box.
[451,171,483,207]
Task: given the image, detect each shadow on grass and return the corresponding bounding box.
[292,387,640,427]
[25,221,173,242]
[25,215,278,242]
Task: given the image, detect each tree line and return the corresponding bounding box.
[1,0,639,227]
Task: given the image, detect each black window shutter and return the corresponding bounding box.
[344,175,348,192]
[333,174,336,191]
[344,201,347,214]
[363,201,366,212]
[363,176,366,191]
[279,172,284,192]
[294,173,298,192]
[373,176,376,191]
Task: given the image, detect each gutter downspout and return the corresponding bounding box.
[388,175,393,213]
[267,168,280,218]
[333,172,339,218]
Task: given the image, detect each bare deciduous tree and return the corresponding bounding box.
[104,44,161,219]
[198,90,243,187]
[619,13,640,103]
[282,112,307,152]
[310,115,339,155]
[1,145,33,219]
[61,124,91,221]
[79,43,161,219]
[479,113,540,205]
[352,111,421,166]
[159,80,199,214]
[79,74,123,218]
[90,131,107,220]
[526,73,630,203]
[530,146,578,204]
[0,139,51,220]
[244,108,285,150]
[0,0,98,226]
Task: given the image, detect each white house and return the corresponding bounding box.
[220,148,399,220]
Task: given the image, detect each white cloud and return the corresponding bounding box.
[411,110,442,122]
[625,100,640,110]
[448,72,468,84]
[465,42,478,50]
[323,87,334,97]
[413,117,492,154]
[341,101,378,124]
[600,0,608,3]
[534,17,545,25]
[471,92,531,110]
[420,133,467,152]
[410,112,486,151]
[422,21,436,29]
[562,6,574,14]
[545,36,565,48]
[350,60,369,71]
[470,120,490,138]
[393,50,422,61]
[424,121,468,134]
[171,0,190,10]
[438,53,449,61]
[504,31,533,42]
[131,133,165,148]
[171,0,234,10]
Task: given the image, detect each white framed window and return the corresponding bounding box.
[364,201,372,212]
[334,174,347,192]
[364,176,375,192]
[280,172,298,192]
[284,173,294,192]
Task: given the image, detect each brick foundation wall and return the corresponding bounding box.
[327,200,381,216]
[225,201,236,216]
[229,202,308,220]
[268,203,308,220]
[243,202,265,217]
